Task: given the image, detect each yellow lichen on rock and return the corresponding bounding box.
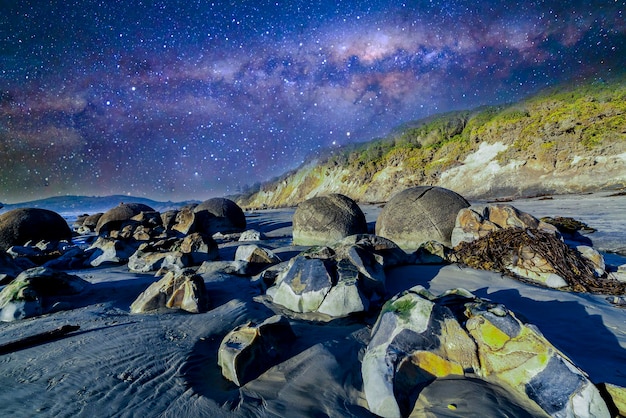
[410,351,464,378]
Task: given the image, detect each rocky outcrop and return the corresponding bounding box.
[375,186,469,250]
[126,232,218,273]
[362,286,610,418]
[292,193,368,246]
[0,208,72,252]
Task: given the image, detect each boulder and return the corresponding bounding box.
[362,286,610,418]
[180,232,219,265]
[451,204,558,247]
[193,198,246,235]
[0,208,72,252]
[268,257,333,313]
[130,270,209,314]
[335,234,409,268]
[171,207,196,235]
[43,246,87,270]
[128,249,189,273]
[577,245,606,277]
[95,202,155,235]
[7,242,61,265]
[292,194,368,246]
[266,238,390,318]
[160,210,178,231]
[235,244,281,265]
[230,245,281,276]
[0,267,89,321]
[81,213,103,232]
[375,186,469,250]
[218,315,296,386]
[87,237,140,267]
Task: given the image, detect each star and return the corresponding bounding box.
[0,0,624,202]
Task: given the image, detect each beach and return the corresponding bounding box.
[0,192,625,417]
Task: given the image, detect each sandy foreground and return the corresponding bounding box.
[0,193,625,417]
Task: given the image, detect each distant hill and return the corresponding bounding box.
[0,195,199,216]
[236,76,626,208]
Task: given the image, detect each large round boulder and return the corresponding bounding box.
[292,194,367,246]
[0,208,72,252]
[375,186,469,250]
[193,198,246,235]
[95,203,155,234]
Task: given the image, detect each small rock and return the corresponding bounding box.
[239,229,266,241]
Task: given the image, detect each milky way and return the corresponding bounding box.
[1,0,624,203]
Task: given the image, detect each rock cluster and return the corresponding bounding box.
[1,186,625,415]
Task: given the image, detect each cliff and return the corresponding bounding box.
[237,77,626,209]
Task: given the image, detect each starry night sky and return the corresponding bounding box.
[1,0,624,203]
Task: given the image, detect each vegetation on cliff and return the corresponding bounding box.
[237,76,626,208]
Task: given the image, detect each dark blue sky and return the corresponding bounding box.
[1,0,624,202]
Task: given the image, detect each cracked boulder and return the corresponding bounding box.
[86,236,141,267]
[218,315,296,386]
[362,286,610,418]
[130,269,209,314]
[266,235,392,317]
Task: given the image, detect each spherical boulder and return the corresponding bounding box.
[95,203,155,234]
[193,198,246,235]
[292,194,368,246]
[375,186,469,250]
[0,208,72,252]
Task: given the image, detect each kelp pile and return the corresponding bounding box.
[452,228,626,295]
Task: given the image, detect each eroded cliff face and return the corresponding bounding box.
[237,79,626,209]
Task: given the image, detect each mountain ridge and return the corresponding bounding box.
[0,195,199,216]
